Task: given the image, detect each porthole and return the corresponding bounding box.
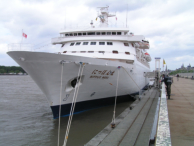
[125,52,130,55]
[88,51,94,53]
[99,42,105,45]
[113,50,118,54]
[124,43,129,46]
[70,43,74,46]
[99,51,105,53]
[107,42,113,45]
[91,42,96,45]
[63,51,67,53]
[83,42,88,45]
[81,51,86,53]
[76,42,81,45]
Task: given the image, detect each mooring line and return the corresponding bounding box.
[57,63,64,146]
[63,63,85,146]
[111,66,120,126]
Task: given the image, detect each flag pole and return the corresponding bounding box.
[20,29,23,51]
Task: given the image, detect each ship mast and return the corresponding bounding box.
[97,6,115,27]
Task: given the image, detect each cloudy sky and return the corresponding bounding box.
[0,0,194,71]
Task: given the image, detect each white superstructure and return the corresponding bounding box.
[7,7,151,118]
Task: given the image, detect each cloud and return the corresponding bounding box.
[0,0,194,71]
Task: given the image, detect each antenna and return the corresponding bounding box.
[64,8,66,29]
[126,4,128,28]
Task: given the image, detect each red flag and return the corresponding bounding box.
[23,33,27,38]
[145,52,149,55]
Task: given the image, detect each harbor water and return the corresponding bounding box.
[0,75,132,146]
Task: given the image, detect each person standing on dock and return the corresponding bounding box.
[177,74,179,81]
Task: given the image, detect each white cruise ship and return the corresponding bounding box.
[7,7,151,119]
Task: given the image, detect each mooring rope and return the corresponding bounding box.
[57,63,64,146]
[63,63,85,146]
[111,66,120,125]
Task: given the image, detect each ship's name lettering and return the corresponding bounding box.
[92,69,115,76]
[90,76,109,79]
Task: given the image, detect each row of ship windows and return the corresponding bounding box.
[70,42,132,46]
[65,32,122,36]
[70,42,113,46]
[63,51,130,55]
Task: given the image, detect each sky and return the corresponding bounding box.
[0,0,194,71]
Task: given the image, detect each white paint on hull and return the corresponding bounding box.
[7,51,150,107]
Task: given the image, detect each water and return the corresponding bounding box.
[0,75,132,146]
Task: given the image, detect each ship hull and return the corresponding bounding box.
[7,51,150,118]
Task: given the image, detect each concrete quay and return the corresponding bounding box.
[86,88,162,146]
[168,77,194,146]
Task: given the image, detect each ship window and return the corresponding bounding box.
[99,42,105,45]
[70,43,74,46]
[76,42,81,45]
[117,32,121,35]
[125,52,130,55]
[78,33,82,36]
[99,51,105,53]
[81,51,86,53]
[96,32,100,35]
[107,32,111,35]
[102,32,106,35]
[70,33,73,36]
[65,34,69,36]
[113,50,118,54]
[90,42,96,45]
[74,33,77,36]
[88,32,95,35]
[63,51,67,53]
[112,32,116,35]
[124,43,129,46]
[88,51,94,53]
[72,51,76,53]
[83,32,86,35]
[107,42,113,45]
[83,42,88,45]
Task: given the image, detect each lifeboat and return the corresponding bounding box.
[145,52,151,62]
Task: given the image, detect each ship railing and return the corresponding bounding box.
[62,24,128,30]
[52,35,141,44]
[8,43,34,51]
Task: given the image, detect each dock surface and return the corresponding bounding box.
[86,88,160,146]
[168,77,194,146]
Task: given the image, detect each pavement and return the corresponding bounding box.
[167,77,194,146]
